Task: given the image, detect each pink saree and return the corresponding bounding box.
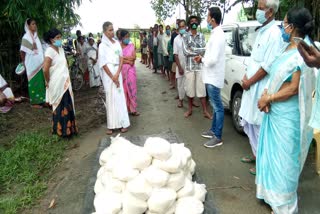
[122,43,137,113]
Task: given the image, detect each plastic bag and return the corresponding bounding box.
[175,197,204,214]
[94,192,122,214]
[147,188,177,213]
[126,174,153,201]
[144,137,172,160]
[141,165,170,188]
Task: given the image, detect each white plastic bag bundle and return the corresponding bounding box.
[122,191,148,214]
[188,159,196,175]
[94,192,122,214]
[171,143,192,169]
[175,197,204,214]
[129,146,152,170]
[152,151,182,173]
[193,182,207,202]
[99,148,114,166]
[147,188,177,213]
[166,171,186,191]
[109,135,138,155]
[112,164,139,182]
[177,178,195,198]
[94,177,104,194]
[141,165,170,188]
[126,174,153,201]
[144,137,172,160]
[100,171,126,193]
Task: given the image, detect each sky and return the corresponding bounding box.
[73,0,243,34]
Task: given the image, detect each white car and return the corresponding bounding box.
[221,21,262,134]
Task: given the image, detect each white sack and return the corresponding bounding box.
[94,192,122,214]
[147,188,177,213]
[166,171,186,191]
[175,197,204,214]
[193,182,207,202]
[144,137,172,160]
[141,165,169,188]
[188,159,196,175]
[126,174,153,201]
[94,177,104,194]
[112,164,139,182]
[122,191,148,214]
[99,148,114,166]
[152,151,182,173]
[177,178,195,198]
[100,171,126,193]
[129,146,152,170]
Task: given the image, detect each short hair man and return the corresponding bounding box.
[194,7,225,148]
[183,15,211,119]
[174,20,187,108]
[238,0,282,175]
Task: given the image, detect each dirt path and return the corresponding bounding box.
[29,61,320,214]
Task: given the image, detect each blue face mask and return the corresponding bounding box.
[256,9,267,24]
[53,39,62,47]
[281,25,291,43]
[166,30,171,35]
[179,29,186,35]
[123,38,130,45]
[207,23,213,31]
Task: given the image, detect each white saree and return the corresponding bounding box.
[98,34,130,129]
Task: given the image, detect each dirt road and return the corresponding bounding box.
[29,62,320,214]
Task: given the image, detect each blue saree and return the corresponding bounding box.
[256,46,314,213]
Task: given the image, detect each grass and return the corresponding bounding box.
[0,131,69,214]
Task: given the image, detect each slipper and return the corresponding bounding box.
[184,111,192,118]
[131,112,140,116]
[106,129,113,135]
[249,167,256,175]
[241,156,256,163]
[177,103,183,108]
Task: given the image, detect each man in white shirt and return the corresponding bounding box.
[174,20,187,108]
[194,7,225,148]
[162,25,171,81]
[157,25,165,75]
[238,0,282,175]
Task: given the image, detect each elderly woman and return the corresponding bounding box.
[43,28,78,137]
[256,7,315,213]
[99,22,130,135]
[87,37,101,88]
[120,30,139,116]
[20,18,46,108]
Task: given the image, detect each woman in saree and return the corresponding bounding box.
[43,28,78,138]
[99,22,130,135]
[256,8,315,214]
[0,74,15,113]
[20,18,46,108]
[120,30,140,116]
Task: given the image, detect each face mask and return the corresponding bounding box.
[166,30,171,35]
[281,25,291,43]
[256,9,267,24]
[123,38,130,45]
[179,29,186,35]
[191,23,198,29]
[53,39,62,47]
[207,23,213,31]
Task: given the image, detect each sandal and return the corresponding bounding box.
[131,112,140,116]
[241,155,256,163]
[249,167,256,175]
[106,129,113,135]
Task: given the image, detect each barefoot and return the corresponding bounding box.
[106,129,113,135]
[184,111,192,118]
[120,128,128,133]
[204,111,213,120]
[31,104,43,109]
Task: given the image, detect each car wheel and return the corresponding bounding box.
[231,90,244,134]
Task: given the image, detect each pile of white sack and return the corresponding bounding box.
[93,135,207,214]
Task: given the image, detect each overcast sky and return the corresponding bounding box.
[73,0,243,34]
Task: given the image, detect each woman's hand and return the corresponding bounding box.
[258,90,271,112]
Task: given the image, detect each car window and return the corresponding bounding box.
[224,29,235,55]
[239,26,258,56]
